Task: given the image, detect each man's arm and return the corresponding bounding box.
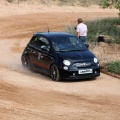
[77,32,80,38]
[76,26,80,37]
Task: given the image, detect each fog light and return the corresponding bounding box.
[64,66,68,70]
[95,71,97,74]
[73,73,76,76]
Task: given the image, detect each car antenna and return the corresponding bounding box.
[47,25,50,33]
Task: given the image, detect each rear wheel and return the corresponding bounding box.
[21,55,31,70]
[50,64,61,81]
[22,55,37,72]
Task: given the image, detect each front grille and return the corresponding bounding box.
[70,62,92,70]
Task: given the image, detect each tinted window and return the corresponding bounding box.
[30,36,50,49]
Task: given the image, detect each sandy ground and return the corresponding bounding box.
[0,1,120,120]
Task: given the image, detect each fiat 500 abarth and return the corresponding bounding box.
[21,32,100,81]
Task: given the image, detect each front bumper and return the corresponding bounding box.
[59,67,100,80]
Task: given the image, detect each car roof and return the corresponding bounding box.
[33,32,74,38]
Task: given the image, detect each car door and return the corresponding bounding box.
[28,35,52,73]
[26,35,40,67]
[36,36,52,72]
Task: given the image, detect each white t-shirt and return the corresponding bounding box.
[76,23,87,36]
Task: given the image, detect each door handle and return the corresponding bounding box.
[32,51,37,54]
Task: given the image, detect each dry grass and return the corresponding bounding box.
[89,42,120,63]
[6,0,102,6]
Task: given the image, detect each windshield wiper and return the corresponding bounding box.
[57,50,69,52]
[66,49,83,52]
[56,49,84,52]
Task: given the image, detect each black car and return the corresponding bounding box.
[21,32,100,81]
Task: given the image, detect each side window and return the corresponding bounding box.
[39,37,50,49]
[30,36,50,49]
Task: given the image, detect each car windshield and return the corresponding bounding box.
[51,36,87,52]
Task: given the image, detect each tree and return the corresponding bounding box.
[101,0,120,15]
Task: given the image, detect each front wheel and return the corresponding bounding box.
[50,64,61,81]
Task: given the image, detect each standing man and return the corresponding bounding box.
[76,18,88,44]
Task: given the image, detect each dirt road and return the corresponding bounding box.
[0,4,120,120]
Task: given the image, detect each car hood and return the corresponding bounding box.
[56,50,95,61]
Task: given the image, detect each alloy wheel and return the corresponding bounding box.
[50,64,60,81]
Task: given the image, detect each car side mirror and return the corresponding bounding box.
[85,44,89,48]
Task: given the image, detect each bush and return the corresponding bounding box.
[87,18,120,43]
[6,0,27,3]
[105,61,120,74]
[6,0,14,3]
[6,0,102,6]
[58,0,102,6]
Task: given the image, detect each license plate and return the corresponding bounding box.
[78,69,93,74]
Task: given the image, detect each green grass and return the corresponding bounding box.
[86,17,120,44]
[65,17,120,44]
[105,61,120,74]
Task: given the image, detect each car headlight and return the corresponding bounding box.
[63,60,71,66]
[94,57,98,63]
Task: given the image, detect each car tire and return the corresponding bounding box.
[50,64,61,81]
[21,55,31,70]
